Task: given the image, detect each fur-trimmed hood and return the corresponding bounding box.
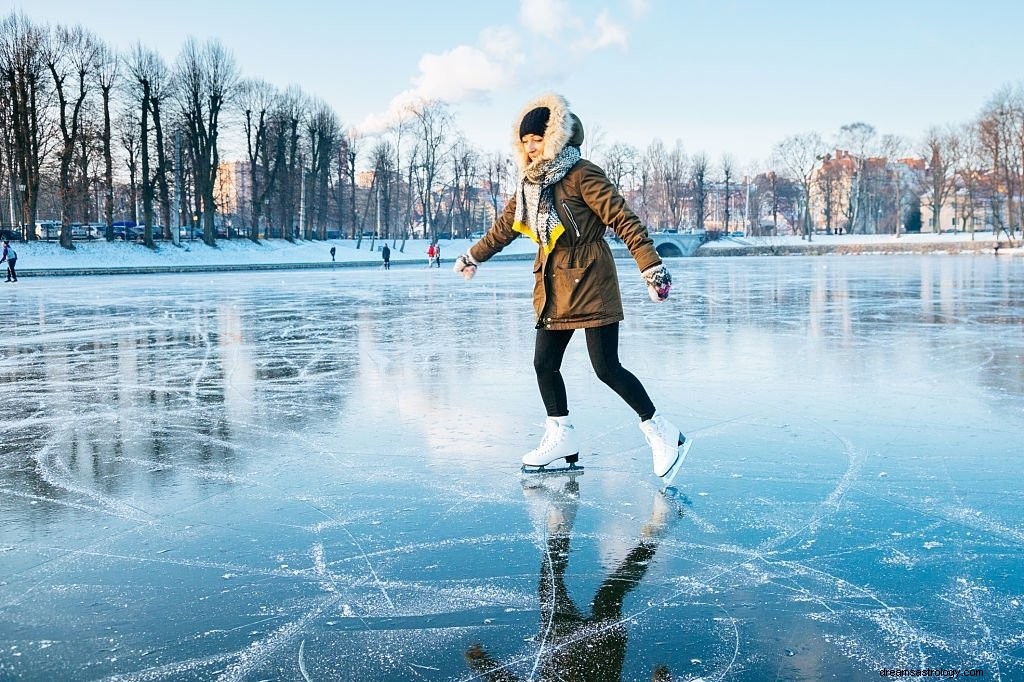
[511,93,585,170]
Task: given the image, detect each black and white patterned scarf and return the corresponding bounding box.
[513,145,581,254]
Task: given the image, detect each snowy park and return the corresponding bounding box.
[0,254,1022,680]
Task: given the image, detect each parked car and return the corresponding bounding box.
[71,223,103,239]
[469,230,486,239]
[112,225,143,241]
[35,220,61,239]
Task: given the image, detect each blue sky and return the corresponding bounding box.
[11,0,1024,169]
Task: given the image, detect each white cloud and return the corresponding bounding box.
[574,10,629,53]
[358,42,520,135]
[519,0,579,38]
[415,45,512,100]
[626,0,650,18]
[358,3,635,137]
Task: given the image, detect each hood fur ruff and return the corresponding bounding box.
[512,93,576,171]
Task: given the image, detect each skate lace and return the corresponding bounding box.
[535,429,558,454]
[532,422,567,455]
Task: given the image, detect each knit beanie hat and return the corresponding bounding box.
[519,107,550,139]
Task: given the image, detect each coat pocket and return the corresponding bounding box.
[555,259,611,321]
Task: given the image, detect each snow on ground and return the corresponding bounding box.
[7,230,1016,273]
[11,236,517,272]
[698,230,1008,250]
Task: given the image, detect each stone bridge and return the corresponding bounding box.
[609,232,705,258]
[650,232,705,257]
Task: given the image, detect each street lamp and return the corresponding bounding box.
[16,183,25,240]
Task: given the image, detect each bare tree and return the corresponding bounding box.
[689,152,710,232]
[920,126,955,233]
[116,106,140,224]
[303,98,338,240]
[94,40,117,239]
[269,86,303,241]
[450,140,478,238]
[129,45,173,243]
[238,79,281,241]
[483,150,511,229]
[773,132,825,240]
[580,121,606,161]
[644,139,667,228]
[664,141,686,229]
[387,115,411,247]
[835,122,877,233]
[43,23,100,248]
[877,134,908,236]
[336,129,359,242]
[408,99,450,241]
[0,12,49,239]
[947,124,984,237]
[174,37,238,245]
[369,139,397,239]
[977,86,1023,241]
[602,142,637,191]
[721,154,735,232]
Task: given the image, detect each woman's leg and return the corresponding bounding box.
[534,328,575,417]
[584,323,655,420]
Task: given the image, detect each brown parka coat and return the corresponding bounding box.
[467,93,662,331]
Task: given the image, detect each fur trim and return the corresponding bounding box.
[511,93,574,171]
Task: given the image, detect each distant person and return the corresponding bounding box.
[452,93,686,484]
[433,242,441,267]
[330,246,336,262]
[1,240,16,283]
[426,242,437,267]
[381,243,391,270]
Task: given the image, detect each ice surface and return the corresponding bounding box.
[1,255,1022,680]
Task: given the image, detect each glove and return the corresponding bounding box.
[642,264,672,302]
[453,253,478,280]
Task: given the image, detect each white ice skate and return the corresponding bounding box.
[640,413,690,486]
[521,416,583,474]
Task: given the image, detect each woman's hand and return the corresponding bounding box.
[642,264,672,302]
[453,253,478,280]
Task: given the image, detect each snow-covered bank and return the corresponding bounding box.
[698,231,1018,256]
[9,236,536,276]
[5,231,1020,277]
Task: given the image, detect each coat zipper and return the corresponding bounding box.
[561,201,581,237]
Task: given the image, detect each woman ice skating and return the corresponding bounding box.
[453,93,689,484]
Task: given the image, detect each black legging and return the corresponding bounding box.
[534,322,655,421]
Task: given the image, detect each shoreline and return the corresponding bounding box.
[695,236,1016,257]
[5,233,1020,278]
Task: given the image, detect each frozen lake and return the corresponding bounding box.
[1,255,1022,681]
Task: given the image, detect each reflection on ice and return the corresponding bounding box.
[0,256,1022,680]
[466,478,687,681]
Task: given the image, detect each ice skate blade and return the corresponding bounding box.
[521,462,585,476]
[659,437,692,487]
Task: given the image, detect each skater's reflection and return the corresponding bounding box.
[465,476,683,681]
